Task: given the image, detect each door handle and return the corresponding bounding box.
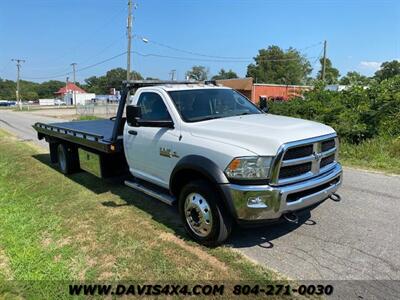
[128,130,137,135]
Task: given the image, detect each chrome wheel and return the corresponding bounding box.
[184,192,213,237]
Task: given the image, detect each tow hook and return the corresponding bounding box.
[283,212,299,224]
[330,193,341,202]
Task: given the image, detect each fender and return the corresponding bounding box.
[170,155,229,186]
[170,155,237,218]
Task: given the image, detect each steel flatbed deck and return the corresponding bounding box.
[33,119,123,153]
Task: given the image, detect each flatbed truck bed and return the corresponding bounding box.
[33,119,123,153]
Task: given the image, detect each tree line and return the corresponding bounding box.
[0,68,144,100]
[1,44,399,100]
[186,45,400,86]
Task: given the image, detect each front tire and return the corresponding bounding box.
[178,180,232,246]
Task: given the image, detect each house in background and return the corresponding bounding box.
[324,84,348,92]
[217,77,312,104]
[55,83,86,98]
[55,83,95,105]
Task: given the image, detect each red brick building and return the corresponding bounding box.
[217,78,312,104]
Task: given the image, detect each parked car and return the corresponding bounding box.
[0,100,16,107]
[54,99,67,106]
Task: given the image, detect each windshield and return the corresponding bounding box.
[168,88,262,122]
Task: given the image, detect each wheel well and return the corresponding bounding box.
[170,169,234,216]
[170,169,214,198]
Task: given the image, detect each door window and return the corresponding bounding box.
[137,92,171,121]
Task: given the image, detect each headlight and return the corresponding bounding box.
[225,156,273,180]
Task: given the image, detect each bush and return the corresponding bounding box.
[268,76,400,144]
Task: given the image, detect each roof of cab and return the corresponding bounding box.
[157,84,231,92]
[125,80,232,92]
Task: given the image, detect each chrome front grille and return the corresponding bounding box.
[279,162,312,179]
[270,134,339,186]
[283,144,313,160]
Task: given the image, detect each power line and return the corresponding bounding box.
[22,50,317,81]
[131,50,316,63]
[135,34,323,60]
[134,35,250,60]
[298,41,324,52]
[21,42,321,81]
[76,52,127,72]
[24,52,127,80]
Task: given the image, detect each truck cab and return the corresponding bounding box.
[124,83,342,245]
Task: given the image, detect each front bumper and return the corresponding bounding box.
[225,163,342,222]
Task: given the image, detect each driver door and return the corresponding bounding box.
[124,91,180,188]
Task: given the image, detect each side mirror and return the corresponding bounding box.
[126,105,141,126]
[259,97,269,113]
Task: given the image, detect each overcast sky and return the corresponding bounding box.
[0,0,399,82]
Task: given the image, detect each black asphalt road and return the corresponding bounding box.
[1,109,399,282]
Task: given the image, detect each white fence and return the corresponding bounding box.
[76,103,119,117]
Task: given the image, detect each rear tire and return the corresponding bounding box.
[57,144,79,174]
[178,180,232,246]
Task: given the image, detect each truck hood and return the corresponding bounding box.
[189,114,336,156]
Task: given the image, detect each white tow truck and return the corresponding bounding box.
[34,80,342,245]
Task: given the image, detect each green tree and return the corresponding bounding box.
[22,91,39,100]
[339,71,370,86]
[374,60,400,82]
[246,45,312,85]
[211,69,238,80]
[83,68,143,94]
[185,66,209,81]
[20,80,40,100]
[36,80,65,98]
[317,58,340,84]
[83,76,104,94]
[0,78,16,100]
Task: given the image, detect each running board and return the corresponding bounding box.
[124,180,176,206]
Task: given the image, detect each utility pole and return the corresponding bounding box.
[126,0,133,81]
[70,63,77,106]
[169,69,176,81]
[65,77,69,105]
[70,63,77,84]
[321,40,327,81]
[11,59,25,109]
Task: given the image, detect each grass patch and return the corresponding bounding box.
[0,130,278,298]
[340,137,400,174]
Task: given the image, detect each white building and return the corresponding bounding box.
[64,92,96,105]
